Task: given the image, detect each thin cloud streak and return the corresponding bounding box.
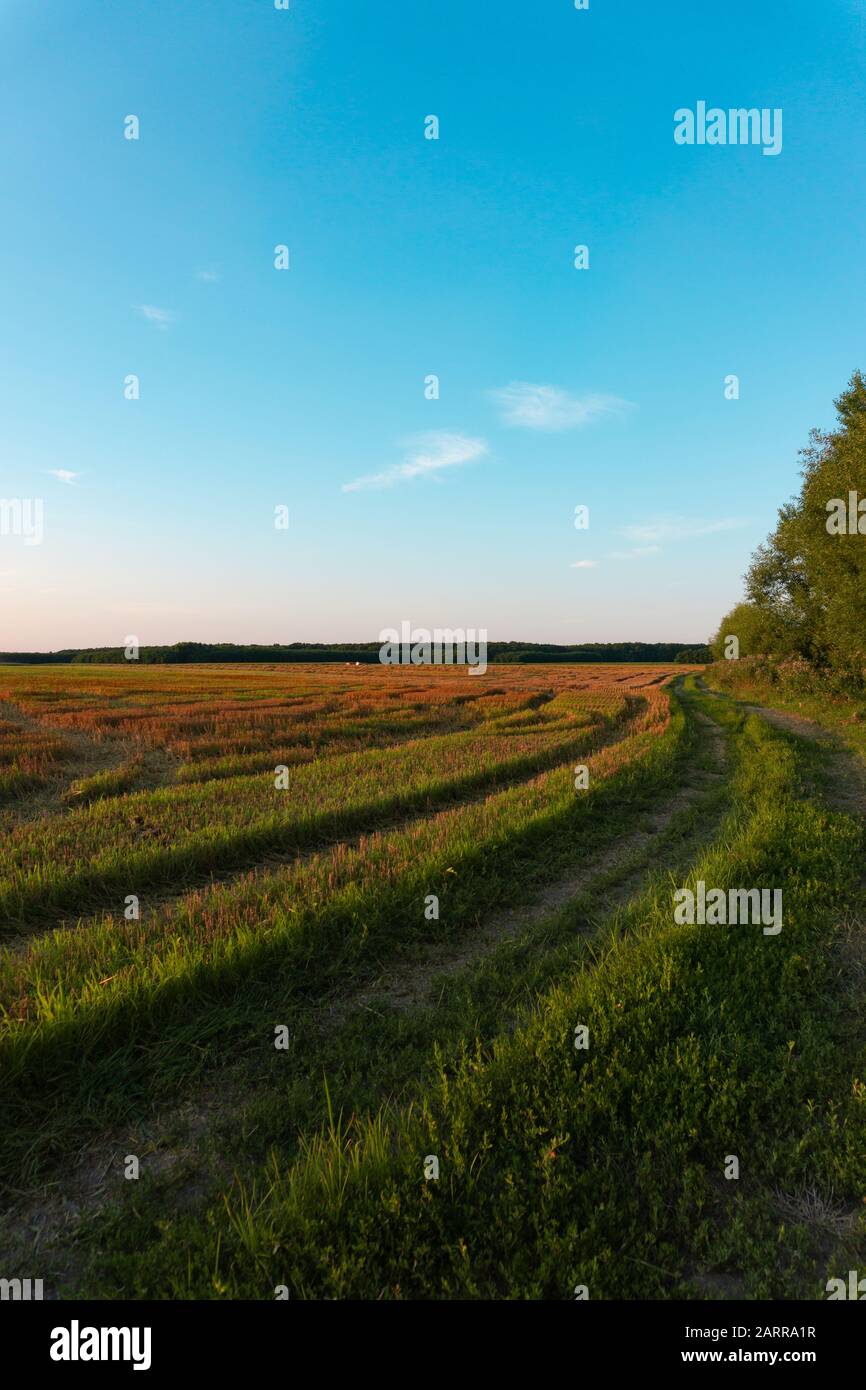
[489,382,634,431]
[138,304,173,327]
[342,432,488,492]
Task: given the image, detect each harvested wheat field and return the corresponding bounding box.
[1,659,863,1306]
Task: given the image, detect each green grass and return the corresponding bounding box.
[0,694,633,930]
[61,758,149,807]
[74,684,866,1299]
[708,657,866,763]
[0,692,682,1185]
[5,672,863,1303]
[0,767,46,802]
[0,727,72,804]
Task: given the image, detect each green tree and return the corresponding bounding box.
[710,602,775,660]
[742,370,866,681]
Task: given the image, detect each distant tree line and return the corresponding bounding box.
[712,370,866,685]
[0,640,708,666]
[674,647,713,664]
[491,642,707,664]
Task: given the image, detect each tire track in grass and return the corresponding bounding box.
[190,699,860,1300]
[699,675,866,1297]
[737,704,866,818]
[699,677,866,819]
[0,697,678,1205]
[0,699,640,940]
[19,679,866,1302]
[0,695,728,1293]
[342,711,727,1020]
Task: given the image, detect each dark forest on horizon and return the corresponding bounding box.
[0,640,711,666]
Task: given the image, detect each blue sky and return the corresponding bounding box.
[1,0,865,649]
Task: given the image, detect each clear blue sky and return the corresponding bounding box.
[1,0,864,649]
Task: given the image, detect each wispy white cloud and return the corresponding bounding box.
[342,432,488,492]
[622,518,748,545]
[139,304,173,327]
[46,469,79,485]
[489,382,634,432]
[569,559,598,569]
[195,269,220,282]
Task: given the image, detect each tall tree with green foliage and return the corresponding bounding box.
[741,370,866,681]
[710,602,778,660]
